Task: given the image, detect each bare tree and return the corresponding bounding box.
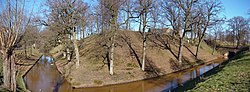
[211,21,224,54]
[194,0,222,58]
[45,0,88,68]
[133,0,153,71]
[161,0,182,40]
[120,0,132,30]
[150,1,161,29]
[163,0,197,63]
[99,0,123,75]
[21,25,40,57]
[228,16,250,48]
[0,0,33,91]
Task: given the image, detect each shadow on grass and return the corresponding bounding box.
[184,45,195,57]
[169,49,249,92]
[120,34,142,68]
[147,33,178,60]
[169,58,181,71]
[144,56,163,78]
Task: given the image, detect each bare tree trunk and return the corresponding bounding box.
[96,17,100,33]
[110,32,115,75]
[178,38,184,63]
[125,0,130,30]
[10,55,16,92]
[25,41,27,58]
[177,28,187,63]
[212,44,216,55]
[66,48,71,61]
[72,28,80,68]
[3,54,10,89]
[110,13,118,75]
[195,40,202,58]
[141,13,146,71]
[236,38,240,48]
[125,14,129,30]
[139,16,142,32]
[141,2,148,71]
[3,54,16,91]
[142,34,146,71]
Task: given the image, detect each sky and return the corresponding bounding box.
[221,0,250,19]
[1,0,249,19]
[1,0,249,31]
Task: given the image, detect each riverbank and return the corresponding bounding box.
[16,48,42,92]
[56,57,223,88]
[54,31,222,88]
[188,50,250,92]
[16,53,42,92]
[0,48,42,91]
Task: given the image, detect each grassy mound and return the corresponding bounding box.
[55,31,222,88]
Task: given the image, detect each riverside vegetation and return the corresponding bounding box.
[189,49,250,92]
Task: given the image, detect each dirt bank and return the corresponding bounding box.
[54,31,222,88]
[15,49,42,91]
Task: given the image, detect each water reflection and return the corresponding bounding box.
[25,55,60,92]
[25,56,224,92]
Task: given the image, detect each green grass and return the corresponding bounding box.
[200,42,220,55]
[16,77,27,92]
[93,80,103,85]
[189,51,250,92]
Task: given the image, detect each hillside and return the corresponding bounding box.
[55,31,222,88]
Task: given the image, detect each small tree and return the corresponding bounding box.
[194,0,222,58]
[228,16,250,48]
[99,0,123,75]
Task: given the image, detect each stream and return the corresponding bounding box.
[24,55,225,92]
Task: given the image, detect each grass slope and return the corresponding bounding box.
[189,50,250,92]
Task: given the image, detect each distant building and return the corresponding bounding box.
[148,28,172,35]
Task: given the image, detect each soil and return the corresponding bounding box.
[54,31,222,88]
[15,49,42,91]
[15,49,42,77]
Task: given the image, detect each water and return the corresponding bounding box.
[25,56,224,92]
[24,55,62,92]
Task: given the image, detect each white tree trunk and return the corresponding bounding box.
[141,6,147,71]
[110,35,115,75]
[142,38,146,71]
[72,30,80,68]
[66,48,71,61]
